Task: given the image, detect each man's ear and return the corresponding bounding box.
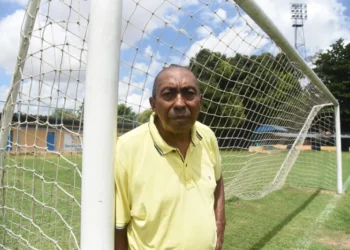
[149,97,156,112]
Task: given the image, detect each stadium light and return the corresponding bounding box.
[290,3,307,20]
[290,3,307,60]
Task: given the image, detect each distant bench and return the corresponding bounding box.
[249,145,337,153]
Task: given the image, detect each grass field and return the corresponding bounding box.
[224,152,350,250]
[0,154,82,249]
[0,151,349,249]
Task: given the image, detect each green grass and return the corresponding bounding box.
[0,151,349,249]
[221,150,340,200]
[0,154,82,249]
[223,152,350,250]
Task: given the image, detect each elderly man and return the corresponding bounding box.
[114,65,225,250]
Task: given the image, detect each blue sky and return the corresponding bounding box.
[0,1,20,16]
[1,0,350,112]
[0,1,23,98]
[339,0,350,15]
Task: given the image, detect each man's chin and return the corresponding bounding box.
[167,122,193,134]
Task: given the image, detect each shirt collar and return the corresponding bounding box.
[148,113,203,155]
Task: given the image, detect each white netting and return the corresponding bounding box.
[0,0,87,249]
[0,0,338,249]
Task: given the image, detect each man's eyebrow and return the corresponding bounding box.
[161,85,176,89]
[160,86,176,91]
[182,86,198,91]
[159,85,198,92]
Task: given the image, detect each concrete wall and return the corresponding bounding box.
[8,126,82,153]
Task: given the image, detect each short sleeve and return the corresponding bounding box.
[212,134,222,181]
[114,144,131,229]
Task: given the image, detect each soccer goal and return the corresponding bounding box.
[0,0,342,249]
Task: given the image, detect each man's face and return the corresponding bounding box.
[150,67,202,134]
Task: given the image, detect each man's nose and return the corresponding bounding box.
[173,93,186,108]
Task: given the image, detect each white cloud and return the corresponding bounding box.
[186,19,270,64]
[196,25,213,39]
[121,0,197,48]
[200,8,227,26]
[0,0,89,112]
[144,45,154,56]
[184,0,350,67]
[252,0,350,56]
[18,78,84,114]
[120,92,151,113]
[1,0,350,115]
[0,0,197,99]
[0,85,10,110]
[0,10,24,74]
[216,8,227,21]
[118,77,151,113]
[0,78,84,116]
[0,1,90,76]
[0,0,27,5]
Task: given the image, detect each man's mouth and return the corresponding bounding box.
[172,115,189,120]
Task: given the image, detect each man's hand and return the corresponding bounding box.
[214,176,225,250]
[115,227,128,250]
[215,220,225,250]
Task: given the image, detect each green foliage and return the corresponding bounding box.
[67,103,137,121]
[118,103,135,117]
[51,108,78,120]
[314,38,350,132]
[136,109,153,125]
[189,49,303,141]
[189,49,245,132]
[117,103,136,128]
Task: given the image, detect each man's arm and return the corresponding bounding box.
[214,175,226,250]
[115,227,128,250]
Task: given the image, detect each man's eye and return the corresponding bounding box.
[162,91,175,99]
[183,90,196,98]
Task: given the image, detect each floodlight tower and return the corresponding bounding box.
[290,3,307,59]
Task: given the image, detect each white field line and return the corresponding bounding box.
[343,175,350,193]
[293,194,341,250]
[295,174,350,249]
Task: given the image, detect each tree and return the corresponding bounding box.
[189,49,301,124]
[314,38,350,132]
[51,108,78,120]
[117,103,136,127]
[189,49,245,127]
[136,109,153,125]
[189,49,246,147]
[118,103,135,117]
[188,49,309,147]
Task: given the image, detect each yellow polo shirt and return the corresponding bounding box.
[115,114,221,250]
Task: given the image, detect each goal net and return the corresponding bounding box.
[0,0,341,249]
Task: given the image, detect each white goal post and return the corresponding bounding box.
[0,0,343,249]
[80,0,122,249]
